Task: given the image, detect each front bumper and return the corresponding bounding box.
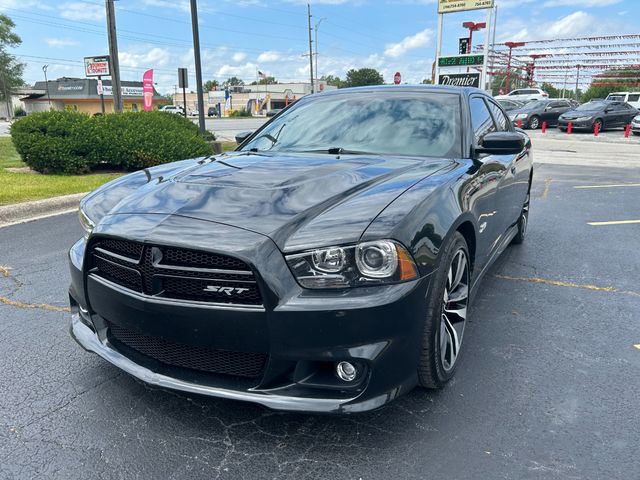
[557,118,594,130]
[631,121,640,133]
[69,216,432,413]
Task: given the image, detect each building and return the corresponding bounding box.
[171,81,337,116]
[22,77,165,115]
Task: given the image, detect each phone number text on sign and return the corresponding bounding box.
[438,0,494,13]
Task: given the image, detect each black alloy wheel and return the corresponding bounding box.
[594,118,604,132]
[418,232,470,388]
[512,191,530,245]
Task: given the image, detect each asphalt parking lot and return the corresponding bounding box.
[1,134,639,479]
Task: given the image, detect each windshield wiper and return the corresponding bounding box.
[292,147,376,155]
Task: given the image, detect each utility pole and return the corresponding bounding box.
[105,0,123,112]
[314,18,326,88]
[190,0,206,133]
[307,4,314,94]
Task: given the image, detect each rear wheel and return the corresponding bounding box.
[528,116,540,129]
[418,232,470,388]
[633,131,640,136]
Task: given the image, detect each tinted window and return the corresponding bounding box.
[470,97,496,143]
[487,101,509,131]
[628,94,640,102]
[241,92,462,158]
[548,101,561,108]
[607,94,625,101]
[576,101,606,111]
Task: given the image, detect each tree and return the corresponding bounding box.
[250,76,277,85]
[222,76,244,88]
[344,68,384,87]
[203,79,219,91]
[320,75,344,88]
[0,15,24,109]
[580,67,640,102]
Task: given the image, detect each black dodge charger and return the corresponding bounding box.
[69,86,533,413]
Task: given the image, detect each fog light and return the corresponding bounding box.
[336,361,357,382]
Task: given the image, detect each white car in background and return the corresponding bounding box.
[495,88,549,102]
[159,105,185,115]
[605,92,640,109]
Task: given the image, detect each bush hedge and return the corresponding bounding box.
[11,110,213,174]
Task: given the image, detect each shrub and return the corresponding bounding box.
[14,106,26,117]
[10,110,90,173]
[228,108,252,118]
[11,110,213,174]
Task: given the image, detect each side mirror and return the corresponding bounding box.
[235,131,253,145]
[476,131,526,156]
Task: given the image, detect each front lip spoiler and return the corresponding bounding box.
[70,314,386,413]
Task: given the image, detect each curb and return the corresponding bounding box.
[0,192,87,228]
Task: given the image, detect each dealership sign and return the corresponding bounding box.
[84,56,110,77]
[438,73,480,87]
[438,0,494,14]
[438,54,485,67]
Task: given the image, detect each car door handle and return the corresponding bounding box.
[510,165,517,174]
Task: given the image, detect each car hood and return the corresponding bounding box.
[560,110,599,118]
[88,152,453,252]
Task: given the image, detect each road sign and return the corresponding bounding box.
[459,38,470,55]
[394,72,402,85]
[178,68,188,89]
[84,56,110,77]
[96,79,103,95]
[438,54,485,67]
[438,0,494,14]
[438,73,480,87]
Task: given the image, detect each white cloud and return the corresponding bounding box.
[217,62,258,79]
[119,47,171,68]
[384,28,432,58]
[257,51,281,63]
[543,0,621,6]
[544,11,596,38]
[45,38,79,48]
[59,2,104,21]
[232,52,247,62]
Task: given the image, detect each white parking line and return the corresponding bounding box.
[587,220,640,226]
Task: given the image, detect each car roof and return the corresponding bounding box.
[315,84,484,99]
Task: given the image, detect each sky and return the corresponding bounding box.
[2,0,639,95]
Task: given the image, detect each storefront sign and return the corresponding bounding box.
[102,85,144,97]
[437,73,480,87]
[438,54,485,67]
[438,0,494,14]
[84,56,110,77]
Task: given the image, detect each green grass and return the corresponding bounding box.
[221,141,237,152]
[0,137,24,168]
[0,136,120,206]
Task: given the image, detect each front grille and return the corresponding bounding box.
[88,238,263,306]
[108,322,267,378]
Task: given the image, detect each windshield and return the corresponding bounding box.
[607,94,625,101]
[576,101,605,111]
[520,100,547,111]
[240,92,462,158]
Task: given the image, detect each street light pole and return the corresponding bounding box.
[189,0,206,134]
[504,41,525,93]
[307,4,314,94]
[42,64,51,109]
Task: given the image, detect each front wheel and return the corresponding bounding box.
[594,118,604,132]
[418,232,470,388]
[528,116,540,129]
[512,191,530,245]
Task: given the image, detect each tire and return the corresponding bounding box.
[418,232,470,389]
[528,116,540,129]
[512,190,530,245]
[594,118,604,132]
[632,131,640,136]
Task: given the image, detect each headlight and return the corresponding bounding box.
[286,240,418,289]
[78,207,95,239]
[573,116,594,122]
[515,113,529,120]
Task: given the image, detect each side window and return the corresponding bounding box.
[487,100,509,131]
[628,94,640,102]
[509,90,519,96]
[547,101,560,109]
[470,97,497,143]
